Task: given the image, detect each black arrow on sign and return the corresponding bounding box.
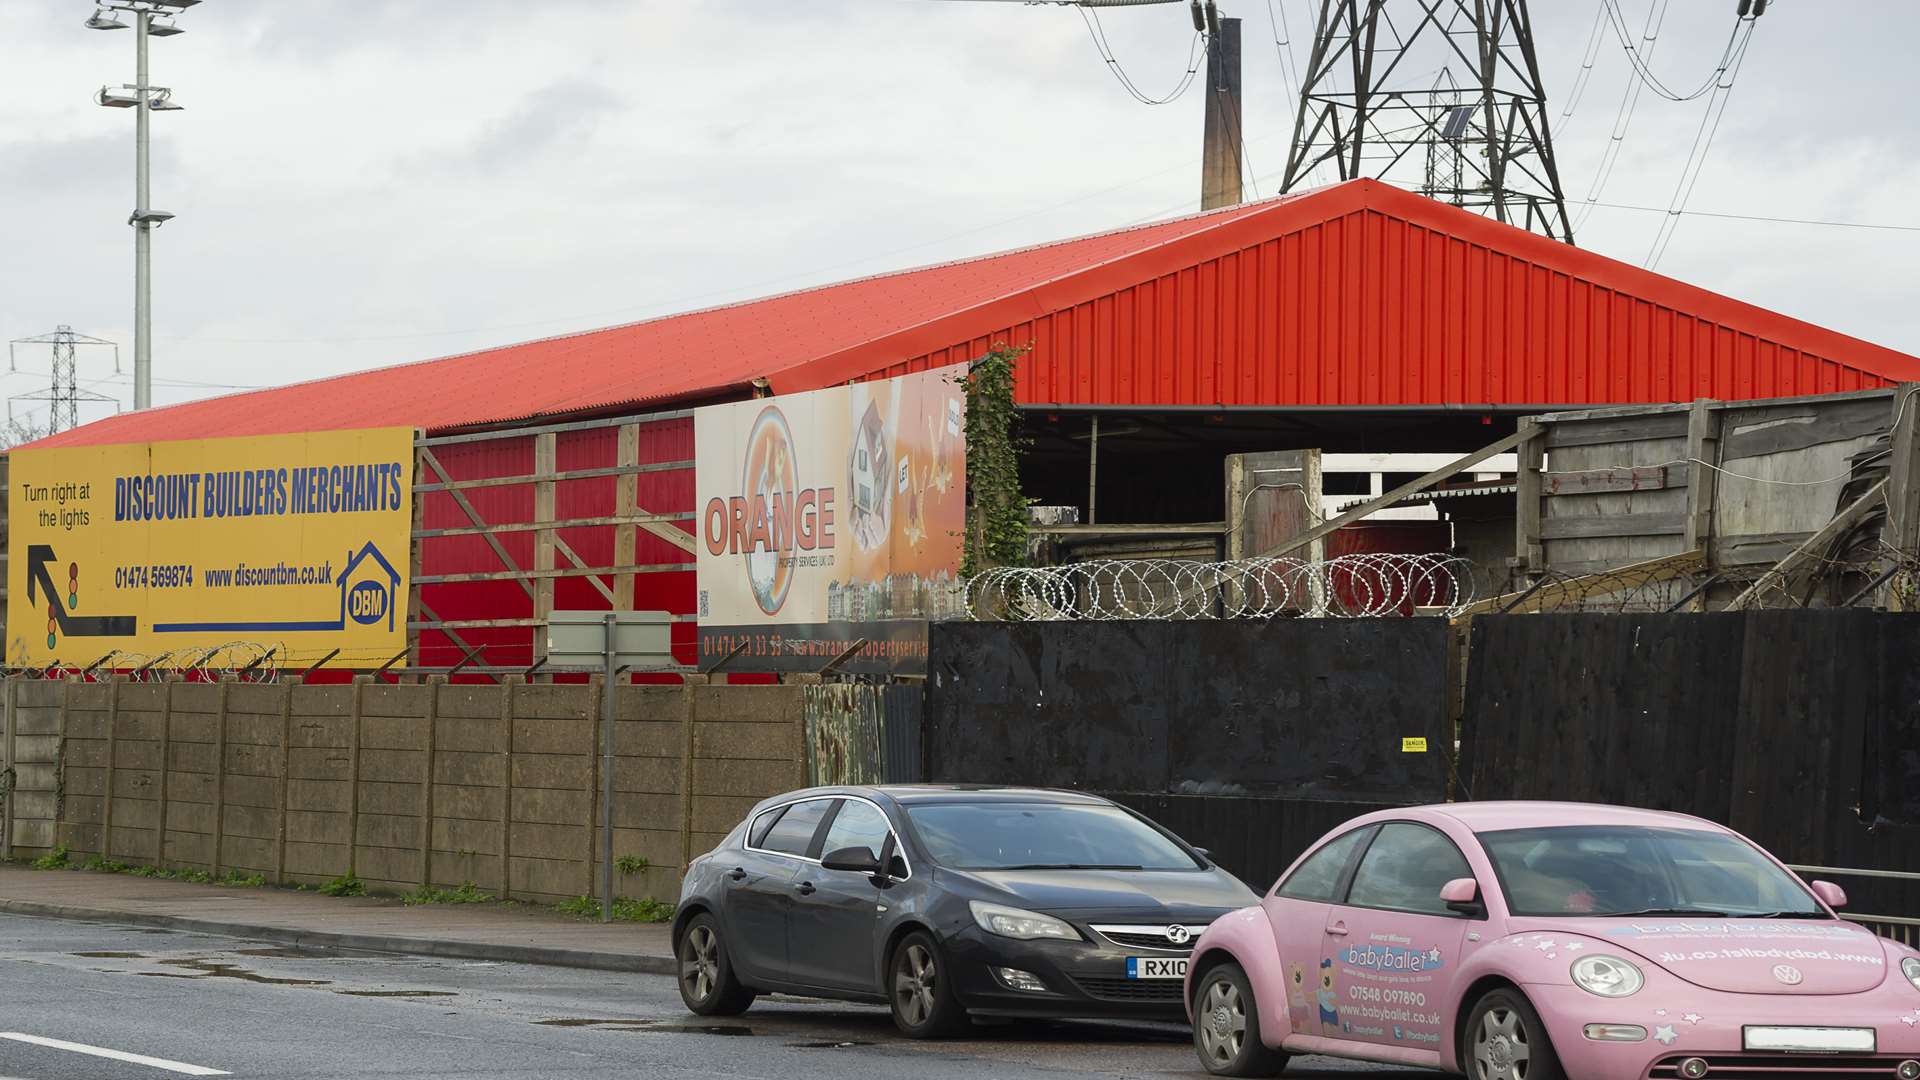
[27,545,137,637]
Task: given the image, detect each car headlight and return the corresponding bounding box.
[1903,956,1920,992]
[969,901,1081,942]
[1571,954,1645,998]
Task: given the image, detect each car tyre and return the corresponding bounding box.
[677,913,756,1016]
[1192,962,1289,1077]
[888,930,968,1038]
[1466,988,1565,1080]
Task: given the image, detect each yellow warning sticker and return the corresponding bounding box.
[1401,737,1429,753]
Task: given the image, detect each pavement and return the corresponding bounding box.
[0,866,675,974]
[0,914,1421,1079]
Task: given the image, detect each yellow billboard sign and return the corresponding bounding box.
[6,427,414,668]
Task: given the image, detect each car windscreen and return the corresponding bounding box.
[1478,825,1826,918]
[905,802,1202,871]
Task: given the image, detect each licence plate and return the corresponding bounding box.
[1743,1026,1877,1053]
[1125,957,1187,980]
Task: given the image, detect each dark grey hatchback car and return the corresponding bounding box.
[672,785,1259,1036]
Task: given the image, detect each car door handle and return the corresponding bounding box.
[794,881,816,896]
[1327,923,1350,937]
[727,867,747,882]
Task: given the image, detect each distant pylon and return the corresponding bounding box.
[1281,0,1575,244]
[9,326,121,435]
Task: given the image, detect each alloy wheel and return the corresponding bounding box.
[1473,1005,1532,1080]
[894,943,937,1027]
[1196,976,1247,1066]
[681,925,719,1004]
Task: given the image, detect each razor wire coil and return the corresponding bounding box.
[964,554,1488,621]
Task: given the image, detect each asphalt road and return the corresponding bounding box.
[0,914,1429,1079]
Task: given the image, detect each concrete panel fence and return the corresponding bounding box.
[0,677,808,904]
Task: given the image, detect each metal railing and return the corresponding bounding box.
[1787,863,1920,948]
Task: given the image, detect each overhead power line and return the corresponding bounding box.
[1077,5,1205,105]
[1588,201,1920,234]
[1571,0,1671,233]
[1555,2,1611,138]
[1645,16,1764,267]
[1599,0,1754,103]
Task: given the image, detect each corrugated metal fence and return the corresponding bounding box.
[802,683,923,787]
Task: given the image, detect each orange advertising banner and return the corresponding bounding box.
[693,365,967,673]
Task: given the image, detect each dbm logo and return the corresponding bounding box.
[348,580,389,625]
[337,541,402,633]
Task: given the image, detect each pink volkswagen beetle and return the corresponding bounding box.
[1185,802,1920,1079]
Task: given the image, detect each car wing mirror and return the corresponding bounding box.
[821,846,883,875]
[1440,877,1484,916]
[1809,879,1848,910]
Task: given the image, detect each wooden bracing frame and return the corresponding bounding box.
[404,410,700,680]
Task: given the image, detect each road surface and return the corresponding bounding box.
[0,914,1428,1079]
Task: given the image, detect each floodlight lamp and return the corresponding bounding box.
[148,16,186,36]
[149,89,183,111]
[129,209,176,226]
[85,8,128,29]
[97,86,141,107]
[151,0,203,7]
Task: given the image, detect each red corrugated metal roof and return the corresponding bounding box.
[34,179,1920,449]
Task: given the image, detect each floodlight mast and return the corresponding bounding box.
[88,0,197,411]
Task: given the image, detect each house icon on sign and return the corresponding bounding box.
[340,541,402,632]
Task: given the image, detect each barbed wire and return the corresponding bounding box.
[965,554,1491,621]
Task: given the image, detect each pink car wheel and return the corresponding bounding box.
[1192,963,1288,1077]
[1467,989,1564,1080]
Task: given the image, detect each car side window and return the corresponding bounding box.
[748,806,787,849]
[757,799,832,858]
[1345,823,1472,916]
[1277,827,1371,901]
[820,800,894,863]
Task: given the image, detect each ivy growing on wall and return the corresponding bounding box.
[956,344,1032,576]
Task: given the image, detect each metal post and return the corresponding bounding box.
[133,9,152,411]
[1086,416,1099,526]
[600,613,616,923]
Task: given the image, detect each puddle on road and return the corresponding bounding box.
[235,946,341,960]
[632,1025,754,1037]
[73,951,146,959]
[532,1018,755,1037]
[786,1040,873,1049]
[156,958,331,986]
[335,990,455,998]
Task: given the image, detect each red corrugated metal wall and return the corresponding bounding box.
[871,210,1886,406]
[413,415,699,681]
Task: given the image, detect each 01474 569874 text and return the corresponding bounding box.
[114,563,194,589]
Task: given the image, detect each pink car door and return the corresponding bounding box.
[1264,826,1376,1039]
[1318,822,1475,1055]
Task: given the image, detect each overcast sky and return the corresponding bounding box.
[2,1,1914,430]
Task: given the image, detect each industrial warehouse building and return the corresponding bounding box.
[29,179,1920,672]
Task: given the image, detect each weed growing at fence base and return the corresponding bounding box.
[403,882,491,906]
[555,895,673,923]
[24,849,266,887]
[614,855,649,876]
[318,874,366,898]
